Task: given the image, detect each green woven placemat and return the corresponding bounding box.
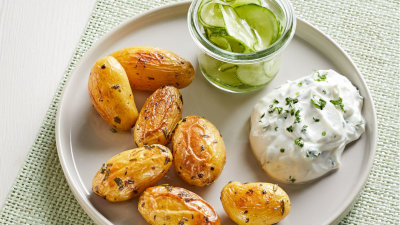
[1,0,399,224]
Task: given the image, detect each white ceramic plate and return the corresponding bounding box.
[56,2,377,225]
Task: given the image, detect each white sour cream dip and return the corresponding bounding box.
[250,70,365,183]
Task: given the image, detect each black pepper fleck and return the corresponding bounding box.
[281,200,285,215]
[246,189,254,194]
[114,116,121,124]
[164,157,171,165]
[111,84,120,89]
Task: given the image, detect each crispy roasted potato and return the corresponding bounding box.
[220,182,291,225]
[88,56,138,130]
[110,46,194,91]
[172,116,226,186]
[134,86,183,147]
[138,185,220,225]
[92,144,173,202]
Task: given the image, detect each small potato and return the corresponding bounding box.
[220,182,291,225]
[110,46,195,91]
[88,56,138,130]
[134,86,183,147]
[138,185,220,225]
[172,116,226,186]
[92,144,173,202]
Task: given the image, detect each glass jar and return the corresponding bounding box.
[188,0,296,93]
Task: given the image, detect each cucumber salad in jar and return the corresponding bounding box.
[189,0,296,92]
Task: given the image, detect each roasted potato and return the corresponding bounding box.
[134,86,183,147]
[110,46,194,91]
[92,144,173,202]
[172,116,226,186]
[88,56,138,130]
[138,185,220,225]
[220,182,291,225]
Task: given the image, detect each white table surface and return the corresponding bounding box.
[0,0,97,209]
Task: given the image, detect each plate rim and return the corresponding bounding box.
[55,1,377,225]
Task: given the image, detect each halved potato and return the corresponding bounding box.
[220,181,291,225]
[172,116,226,186]
[92,144,173,202]
[110,46,194,91]
[134,86,183,147]
[138,185,220,225]
[88,56,138,130]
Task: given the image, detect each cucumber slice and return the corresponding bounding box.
[263,57,281,77]
[220,4,256,50]
[209,36,232,51]
[205,27,229,37]
[230,0,261,8]
[225,36,248,53]
[199,53,242,86]
[199,1,225,27]
[206,27,250,53]
[235,4,279,50]
[236,63,274,86]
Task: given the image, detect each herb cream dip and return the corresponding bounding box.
[250,70,365,183]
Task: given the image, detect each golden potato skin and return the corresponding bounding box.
[172,116,226,186]
[92,144,173,202]
[220,182,291,225]
[138,185,220,225]
[88,56,138,130]
[110,46,194,91]
[134,86,183,147]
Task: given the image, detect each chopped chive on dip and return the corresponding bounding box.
[311,98,326,110]
[294,138,304,148]
[330,98,346,112]
[285,97,298,107]
[286,126,294,132]
[301,125,308,133]
[314,71,327,81]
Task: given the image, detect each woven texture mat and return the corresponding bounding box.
[1,0,399,224]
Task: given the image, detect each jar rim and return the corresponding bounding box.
[188,0,296,64]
